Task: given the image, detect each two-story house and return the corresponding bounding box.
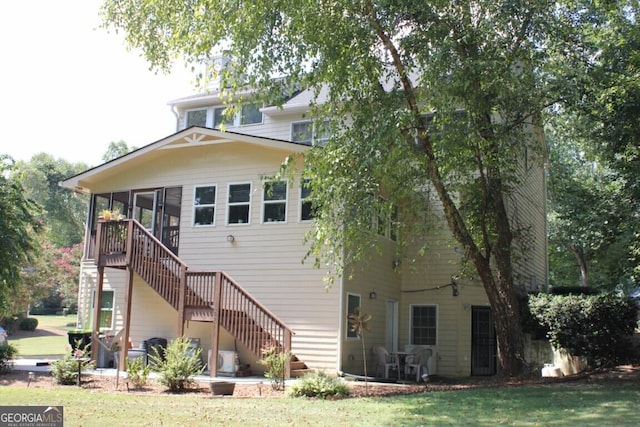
[61,76,548,379]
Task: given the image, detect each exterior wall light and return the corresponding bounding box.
[226,235,235,243]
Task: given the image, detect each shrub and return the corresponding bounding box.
[529,292,637,367]
[0,315,23,335]
[50,344,94,385]
[150,336,204,392]
[19,317,38,331]
[126,355,150,388]
[0,342,18,374]
[259,344,290,391]
[288,372,349,399]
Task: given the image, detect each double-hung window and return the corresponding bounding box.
[228,183,251,224]
[193,185,216,226]
[300,179,314,221]
[346,293,361,339]
[263,181,287,223]
[410,305,437,346]
[99,290,115,331]
[291,120,330,145]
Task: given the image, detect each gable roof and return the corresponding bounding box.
[60,126,310,193]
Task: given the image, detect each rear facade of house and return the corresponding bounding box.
[62,82,548,378]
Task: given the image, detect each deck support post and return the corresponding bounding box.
[90,266,105,362]
[119,267,134,372]
[177,266,187,336]
[210,272,223,377]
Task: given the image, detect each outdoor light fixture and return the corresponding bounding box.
[369,292,377,300]
[226,235,235,243]
[451,280,459,297]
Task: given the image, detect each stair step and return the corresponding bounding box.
[291,368,313,378]
[291,360,307,370]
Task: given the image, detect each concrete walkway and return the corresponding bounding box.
[11,356,276,385]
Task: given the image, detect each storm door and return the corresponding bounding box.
[471,306,497,376]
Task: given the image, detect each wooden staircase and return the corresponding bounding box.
[95,219,310,377]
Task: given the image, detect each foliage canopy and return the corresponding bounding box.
[99,0,627,376]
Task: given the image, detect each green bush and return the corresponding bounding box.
[259,344,290,391]
[0,342,18,374]
[126,355,150,388]
[288,372,349,399]
[51,357,82,385]
[0,315,23,335]
[19,317,38,331]
[529,293,637,367]
[150,336,204,392]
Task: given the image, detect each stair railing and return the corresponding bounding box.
[96,219,293,372]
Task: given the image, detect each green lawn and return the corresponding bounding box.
[0,382,638,426]
[10,315,78,357]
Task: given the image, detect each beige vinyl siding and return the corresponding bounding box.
[508,124,548,292]
[77,140,340,373]
[341,238,401,375]
[398,218,489,377]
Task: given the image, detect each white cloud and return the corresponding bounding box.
[0,0,197,166]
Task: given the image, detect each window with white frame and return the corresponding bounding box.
[374,199,398,241]
[193,185,217,226]
[291,120,330,145]
[99,290,115,331]
[263,181,287,223]
[410,305,437,346]
[300,179,314,221]
[346,293,361,339]
[291,121,313,143]
[240,103,263,125]
[228,183,251,224]
[213,106,233,129]
[186,109,208,127]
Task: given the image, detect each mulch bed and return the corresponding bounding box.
[2,365,639,398]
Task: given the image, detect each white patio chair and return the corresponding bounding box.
[404,348,432,382]
[372,345,400,379]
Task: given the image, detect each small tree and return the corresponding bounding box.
[259,343,291,391]
[348,307,371,392]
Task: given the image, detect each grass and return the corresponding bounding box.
[0,382,638,426]
[10,315,77,357]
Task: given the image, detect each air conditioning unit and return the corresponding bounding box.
[208,350,238,375]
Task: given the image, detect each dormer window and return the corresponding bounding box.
[186,109,208,127]
[183,104,263,130]
[240,104,263,125]
[291,120,330,145]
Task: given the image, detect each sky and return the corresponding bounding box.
[0,1,198,167]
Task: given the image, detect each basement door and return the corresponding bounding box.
[471,306,497,376]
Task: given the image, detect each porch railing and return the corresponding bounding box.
[95,219,293,364]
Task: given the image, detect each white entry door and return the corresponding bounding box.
[385,300,399,352]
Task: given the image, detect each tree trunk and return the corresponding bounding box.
[570,245,589,287]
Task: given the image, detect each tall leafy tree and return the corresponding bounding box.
[0,156,42,314]
[102,140,136,162]
[549,2,640,290]
[100,0,602,376]
[14,153,89,247]
[546,127,634,290]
